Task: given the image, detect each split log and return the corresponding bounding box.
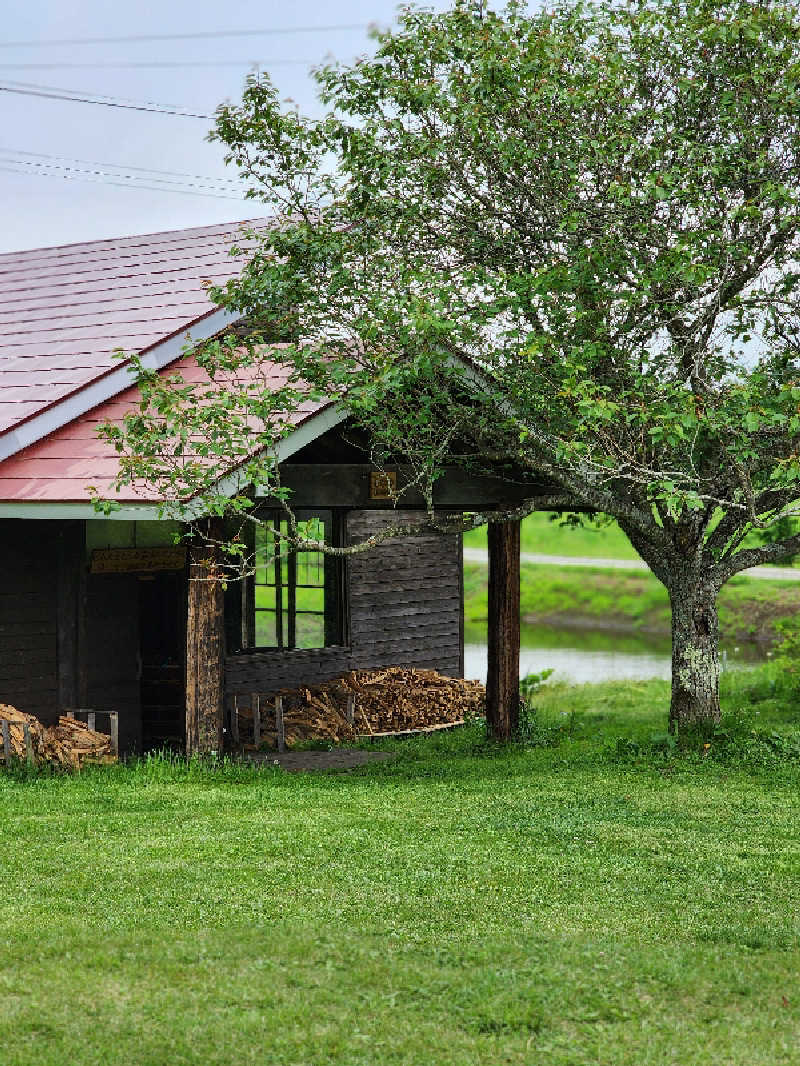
[232,668,485,749]
[0,705,117,769]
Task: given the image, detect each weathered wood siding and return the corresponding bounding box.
[226,510,463,694]
[347,510,462,675]
[85,573,141,754]
[0,520,60,721]
[0,519,142,751]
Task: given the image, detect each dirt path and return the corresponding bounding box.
[462,547,800,582]
[245,749,396,772]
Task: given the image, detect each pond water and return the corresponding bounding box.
[463,622,768,685]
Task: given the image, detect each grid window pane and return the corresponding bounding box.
[252,512,338,650]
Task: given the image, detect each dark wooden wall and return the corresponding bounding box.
[86,574,142,754]
[347,510,462,675]
[225,510,463,694]
[3,505,463,747]
[0,519,142,752]
[0,520,60,722]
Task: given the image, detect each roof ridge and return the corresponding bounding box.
[0,216,271,259]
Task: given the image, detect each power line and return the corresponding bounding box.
[0,59,317,71]
[0,147,245,188]
[0,81,212,118]
[0,155,250,201]
[2,78,193,110]
[0,24,373,48]
[0,164,249,200]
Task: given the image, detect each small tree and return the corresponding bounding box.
[109,0,800,732]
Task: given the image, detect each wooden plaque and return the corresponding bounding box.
[90,547,188,574]
[369,470,397,500]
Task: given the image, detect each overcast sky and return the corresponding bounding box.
[0,1,456,253]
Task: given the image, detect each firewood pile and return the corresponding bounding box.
[234,667,485,748]
[0,705,117,769]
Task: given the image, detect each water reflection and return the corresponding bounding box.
[463,622,766,685]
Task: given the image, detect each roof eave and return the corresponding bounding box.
[0,401,347,520]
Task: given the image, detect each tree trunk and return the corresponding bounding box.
[669,578,721,733]
[185,530,225,757]
[486,519,521,741]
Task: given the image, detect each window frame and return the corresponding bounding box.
[243,508,348,652]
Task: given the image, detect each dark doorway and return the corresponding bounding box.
[139,571,186,750]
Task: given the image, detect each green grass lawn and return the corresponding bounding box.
[465,561,800,644]
[463,511,800,565]
[464,511,641,558]
[2,669,800,1065]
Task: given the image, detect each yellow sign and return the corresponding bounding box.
[369,470,397,500]
[90,547,187,574]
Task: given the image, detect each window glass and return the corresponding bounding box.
[251,511,342,649]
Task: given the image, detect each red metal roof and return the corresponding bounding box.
[0,348,329,503]
[0,219,338,506]
[0,219,266,439]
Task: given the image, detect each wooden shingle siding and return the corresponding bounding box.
[347,510,462,677]
[225,510,463,694]
[0,520,59,720]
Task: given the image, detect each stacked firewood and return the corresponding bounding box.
[0,705,117,769]
[235,667,485,748]
[44,716,117,769]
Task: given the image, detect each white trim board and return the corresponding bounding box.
[0,402,347,520]
[0,306,240,463]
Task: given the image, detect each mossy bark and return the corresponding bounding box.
[185,523,225,757]
[668,579,721,733]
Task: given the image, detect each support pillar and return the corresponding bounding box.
[185,523,224,756]
[485,518,521,741]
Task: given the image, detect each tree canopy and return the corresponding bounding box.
[107,0,800,728]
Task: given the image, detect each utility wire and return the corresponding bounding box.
[0,156,249,200]
[0,59,317,71]
[0,147,244,188]
[2,77,194,110]
[0,80,212,118]
[0,163,249,201]
[0,24,373,48]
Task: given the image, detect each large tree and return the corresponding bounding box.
[109,0,800,732]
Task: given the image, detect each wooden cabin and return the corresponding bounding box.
[0,222,538,753]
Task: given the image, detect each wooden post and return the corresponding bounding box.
[485,519,521,741]
[110,713,119,756]
[231,694,241,746]
[253,695,261,749]
[346,694,355,726]
[185,523,225,756]
[275,696,286,753]
[1,721,10,764]
[23,723,34,766]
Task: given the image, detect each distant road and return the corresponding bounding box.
[462,547,800,583]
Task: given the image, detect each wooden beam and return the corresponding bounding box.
[259,464,551,509]
[56,521,85,711]
[185,523,225,756]
[485,519,521,741]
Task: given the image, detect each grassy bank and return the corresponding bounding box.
[464,511,640,559]
[465,561,800,645]
[463,511,800,565]
[2,668,800,1064]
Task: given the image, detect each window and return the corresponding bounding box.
[250,510,345,649]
